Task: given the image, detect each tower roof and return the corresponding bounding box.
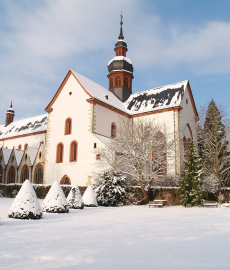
[6,102,14,115]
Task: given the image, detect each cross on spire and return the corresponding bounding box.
[118,12,124,40]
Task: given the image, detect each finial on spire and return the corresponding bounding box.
[10,101,13,108]
[118,11,124,40]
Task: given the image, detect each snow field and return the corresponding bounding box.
[1,198,230,269]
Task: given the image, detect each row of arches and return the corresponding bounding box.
[7,163,43,184]
[56,141,78,163]
[110,77,129,89]
[17,142,44,150]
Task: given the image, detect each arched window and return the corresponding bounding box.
[34,163,43,184]
[21,164,29,183]
[124,77,128,88]
[65,118,72,135]
[70,141,78,162]
[24,143,28,150]
[111,122,117,138]
[110,78,113,89]
[18,144,22,150]
[8,166,15,183]
[115,76,121,87]
[60,175,71,185]
[56,143,64,163]
[0,165,3,183]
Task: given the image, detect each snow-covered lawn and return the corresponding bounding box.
[1,198,230,270]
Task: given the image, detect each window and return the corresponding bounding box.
[124,77,128,88]
[56,143,64,163]
[25,154,27,161]
[115,76,121,87]
[110,79,113,89]
[39,152,42,159]
[34,163,43,184]
[18,144,22,150]
[96,154,101,160]
[60,175,71,185]
[0,165,3,183]
[24,144,28,150]
[186,99,188,104]
[111,122,117,138]
[65,118,72,135]
[94,143,97,149]
[8,166,15,183]
[21,164,29,183]
[70,141,78,162]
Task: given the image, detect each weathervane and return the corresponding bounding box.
[120,11,123,23]
[119,11,124,39]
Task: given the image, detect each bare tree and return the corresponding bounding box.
[95,118,176,203]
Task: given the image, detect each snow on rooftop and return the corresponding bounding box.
[2,148,12,165]
[93,133,112,146]
[0,114,47,140]
[27,146,38,165]
[14,149,24,166]
[108,56,132,66]
[125,80,188,114]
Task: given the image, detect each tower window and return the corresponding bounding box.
[124,77,128,88]
[115,77,121,87]
[110,79,113,89]
[65,118,72,135]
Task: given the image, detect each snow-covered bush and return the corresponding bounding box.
[42,181,69,213]
[67,183,84,209]
[93,171,128,206]
[0,190,3,198]
[82,185,98,207]
[8,180,42,219]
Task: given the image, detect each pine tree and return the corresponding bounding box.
[178,140,203,207]
[203,100,230,194]
[93,171,128,206]
[67,183,84,209]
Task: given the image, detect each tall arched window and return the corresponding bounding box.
[110,78,113,89]
[70,141,78,162]
[56,143,64,163]
[124,77,128,88]
[8,166,15,183]
[0,165,3,183]
[115,76,121,87]
[21,164,29,183]
[34,163,43,184]
[24,144,28,150]
[111,122,117,138]
[18,144,22,150]
[65,118,72,135]
[60,175,71,185]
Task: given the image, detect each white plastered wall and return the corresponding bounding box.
[44,74,106,186]
[1,133,46,150]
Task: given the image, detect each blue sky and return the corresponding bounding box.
[0,0,230,123]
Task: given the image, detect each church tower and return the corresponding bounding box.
[107,13,134,102]
[5,102,15,127]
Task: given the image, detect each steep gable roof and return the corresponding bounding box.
[2,148,12,165]
[14,148,24,166]
[27,146,38,165]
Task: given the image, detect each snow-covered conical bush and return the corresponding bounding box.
[67,183,84,209]
[82,185,98,207]
[42,181,69,213]
[8,180,42,219]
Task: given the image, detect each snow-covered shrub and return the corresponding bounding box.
[93,171,128,206]
[0,190,3,198]
[67,183,84,209]
[8,180,42,219]
[42,181,69,213]
[82,185,98,207]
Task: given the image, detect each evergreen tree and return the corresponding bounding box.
[178,140,203,207]
[203,100,230,193]
[93,171,128,206]
[67,183,84,209]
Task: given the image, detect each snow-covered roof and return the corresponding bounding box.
[0,114,47,140]
[125,81,188,114]
[93,133,112,146]
[14,148,24,166]
[2,148,12,165]
[27,146,38,165]
[108,56,132,65]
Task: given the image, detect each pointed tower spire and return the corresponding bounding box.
[118,11,124,40]
[107,13,134,102]
[5,101,15,127]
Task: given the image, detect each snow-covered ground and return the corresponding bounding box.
[1,198,230,270]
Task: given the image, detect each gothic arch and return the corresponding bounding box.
[8,166,15,184]
[69,141,78,162]
[60,175,71,185]
[56,143,64,163]
[34,163,43,184]
[20,164,29,183]
[65,117,72,135]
